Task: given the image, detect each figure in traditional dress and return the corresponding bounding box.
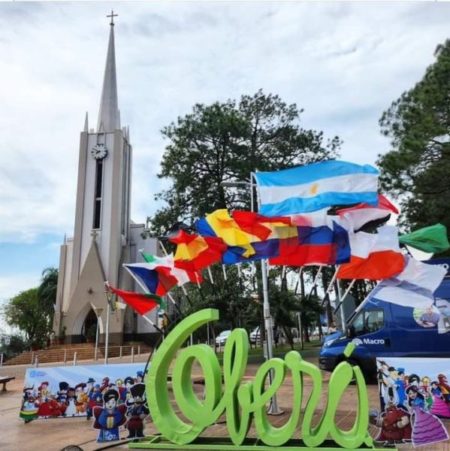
[20,387,39,423]
[373,402,412,445]
[430,381,450,418]
[93,389,127,442]
[395,368,407,408]
[100,377,110,393]
[56,381,69,416]
[126,383,149,438]
[75,383,88,415]
[65,386,77,417]
[406,385,449,447]
[115,378,127,404]
[85,377,95,396]
[420,376,433,410]
[437,374,450,402]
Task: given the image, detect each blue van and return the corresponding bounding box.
[319,259,450,379]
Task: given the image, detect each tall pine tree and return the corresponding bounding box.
[378,40,450,232]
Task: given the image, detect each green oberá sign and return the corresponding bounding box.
[136,308,374,449]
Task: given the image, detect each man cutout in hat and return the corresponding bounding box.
[126,383,149,438]
[93,388,127,442]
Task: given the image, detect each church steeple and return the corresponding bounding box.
[97,11,120,132]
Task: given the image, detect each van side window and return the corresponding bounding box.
[351,309,384,336]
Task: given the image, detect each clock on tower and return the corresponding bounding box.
[91,143,108,160]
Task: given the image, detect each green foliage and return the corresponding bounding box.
[174,265,257,333]
[150,90,341,235]
[2,267,58,349]
[148,91,340,337]
[377,40,450,234]
[37,267,58,314]
[0,334,28,359]
[3,288,50,348]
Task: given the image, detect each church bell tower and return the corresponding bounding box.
[53,13,139,344]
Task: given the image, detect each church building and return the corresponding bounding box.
[53,15,159,345]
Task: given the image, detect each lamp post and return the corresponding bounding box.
[221,176,281,415]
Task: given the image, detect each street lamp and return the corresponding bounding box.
[221,176,281,415]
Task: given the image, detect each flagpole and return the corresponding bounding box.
[253,172,282,416]
[325,266,339,294]
[333,279,355,330]
[207,267,214,284]
[312,265,324,288]
[221,174,281,414]
[104,297,110,365]
[141,314,165,335]
[294,267,303,294]
[222,265,227,280]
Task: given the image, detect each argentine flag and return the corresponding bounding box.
[254,160,379,217]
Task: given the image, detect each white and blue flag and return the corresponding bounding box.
[254,160,379,216]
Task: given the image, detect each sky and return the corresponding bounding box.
[0,1,449,328]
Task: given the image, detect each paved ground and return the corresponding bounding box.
[1,354,449,451]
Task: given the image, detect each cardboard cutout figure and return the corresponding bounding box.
[93,388,127,442]
[372,402,412,445]
[126,383,149,438]
[65,386,77,416]
[75,383,88,415]
[20,387,39,423]
[406,385,449,447]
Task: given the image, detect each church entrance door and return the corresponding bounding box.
[82,309,98,343]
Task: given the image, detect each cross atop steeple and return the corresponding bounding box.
[107,10,118,26]
[97,11,120,132]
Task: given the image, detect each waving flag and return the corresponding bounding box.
[169,230,226,271]
[374,256,447,309]
[269,220,350,266]
[337,226,404,280]
[195,209,262,262]
[125,254,202,296]
[231,211,291,241]
[254,160,379,216]
[108,285,163,315]
[336,194,399,232]
[399,224,450,254]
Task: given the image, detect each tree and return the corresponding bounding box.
[377,40,450,233]
[2,268,57,350]
[150,90,341,235]
[38,267,58,320]
[0,334,28,359]
[3,289,50,348]
[149,90,341,337]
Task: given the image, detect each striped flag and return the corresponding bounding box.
[254,160,379,216]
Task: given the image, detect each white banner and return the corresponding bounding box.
[20,363,145,422]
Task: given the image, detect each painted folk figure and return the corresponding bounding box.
[93,389,127,442]
[144,308,372,449]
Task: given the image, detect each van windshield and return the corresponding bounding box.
[349,309,384,336]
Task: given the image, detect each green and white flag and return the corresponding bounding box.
[399,223,450,254]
